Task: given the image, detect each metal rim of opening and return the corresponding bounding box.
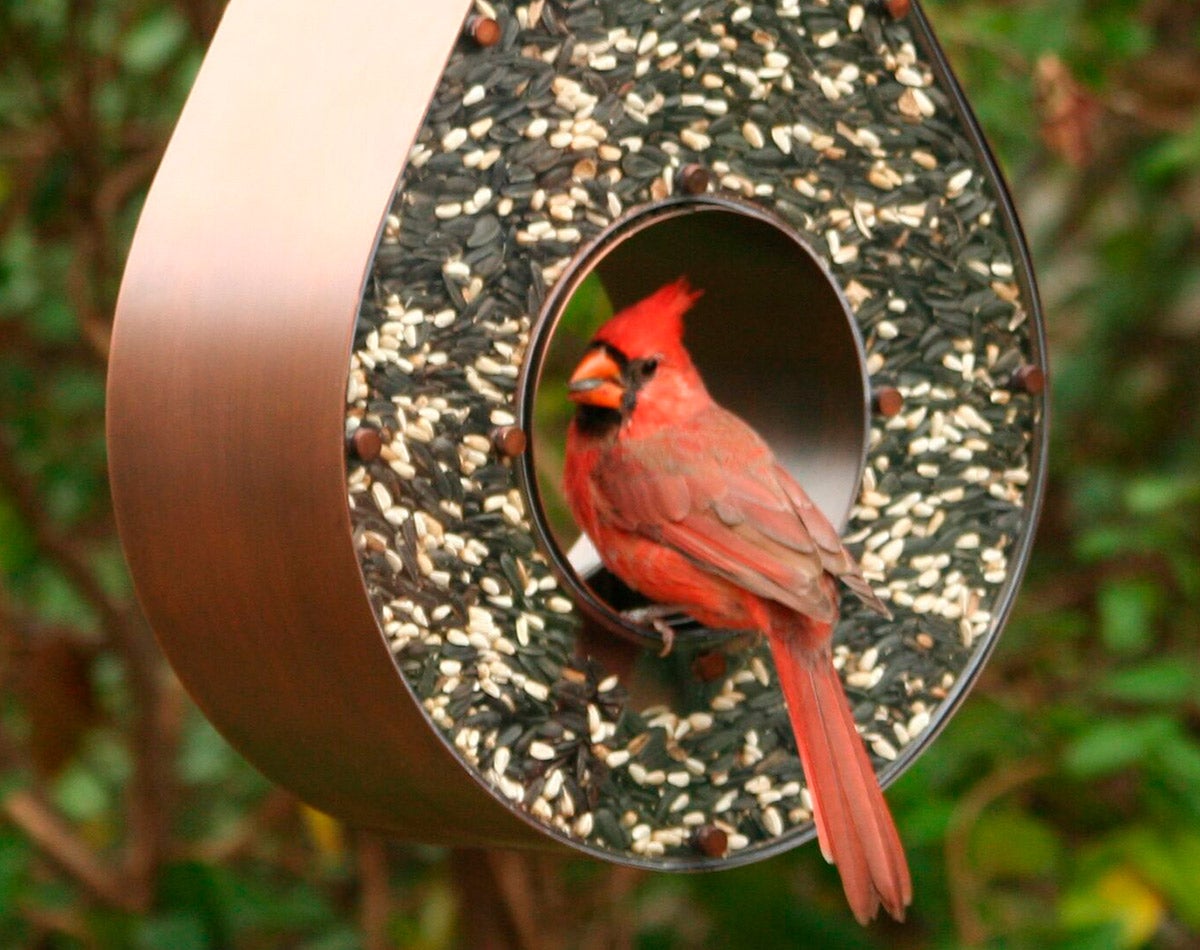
[517,193,873,652]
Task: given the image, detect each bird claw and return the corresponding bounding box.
[621,605,684,657]
[653,621,675,657]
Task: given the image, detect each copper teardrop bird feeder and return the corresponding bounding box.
[108,0,1047,866]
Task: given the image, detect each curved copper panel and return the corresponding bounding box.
[107,0,549,846]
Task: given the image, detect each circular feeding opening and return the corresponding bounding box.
[522,197,870,648]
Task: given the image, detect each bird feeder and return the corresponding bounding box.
[108,0,1047,867]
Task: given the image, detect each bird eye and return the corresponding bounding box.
[640,357,659,379]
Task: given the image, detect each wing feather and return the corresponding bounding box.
[591,406,888,621]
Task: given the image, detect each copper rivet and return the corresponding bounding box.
[676,163,710,195]
[886,0,911,18]
[691,650,727,683]
[467,15,501,47]
[1011,365,1046,396]
[350,426,382,462]
[491,426,527,457]
[873,386,904,418]
[692,825,729,858]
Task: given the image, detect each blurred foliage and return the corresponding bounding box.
[1,0,1199,947]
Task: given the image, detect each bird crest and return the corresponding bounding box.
[594,277,703,358]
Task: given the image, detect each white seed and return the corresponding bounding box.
[606,749,630,768]
[441,127,468,151]
[871,737,898,761]
[948,168,974,196]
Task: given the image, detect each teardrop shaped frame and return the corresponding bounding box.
[108,0,1048,869]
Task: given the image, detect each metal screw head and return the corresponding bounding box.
[691,825,729,858]
[873,386,904,418]
[491,426,528,457]
[1010,364,1046,395]
[467,15,501,47]
[676,163,711,195]
[691,650,728,683]
[350,426,383,462]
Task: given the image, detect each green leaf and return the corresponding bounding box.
[1123,473,1200,515]
[1065,714,1176,777]
[1152,732,1200,799]
[0,499,36,575]
[1099,660,1197,705]
[0,831,30,920]
[560,270,614,341]
[1139,117,1200,185]
[151,862,231,949]
[1164,834,1200,927]
[52,761,112,822]
[177,716,239,786]
[1104,829,1200,928]
[135,913,211,950]
[971,808,1062,878]
[1091,11,1152,60]
[1061,867,1165,949]
[120,8,188,74]
[219,874,338,934]
[1097,578,1160,655]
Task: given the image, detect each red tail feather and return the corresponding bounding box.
[768,626,912,924]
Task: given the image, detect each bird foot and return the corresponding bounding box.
[621,605,685,657]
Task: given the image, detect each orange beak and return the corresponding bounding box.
[567,347,625,410]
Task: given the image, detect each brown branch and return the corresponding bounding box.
[0,438,127,640]
[65,226,113,363]
[119,668,182,902]
[357,831,393,950]
[450,848,546,950]
[0,433,174,905]
[0,587,156,913]
[0,312,103,374]
[450,848,640,949]
[580,866,643,950]
[17,901,91,943]
[0,0,222,925]
[3,789,145,913]
[96,144,166,221]
[185,787,298,866]
[484,850,552,950]
[944,759,1051,947]
[171,0,225,42]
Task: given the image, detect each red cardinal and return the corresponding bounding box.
[562,279,911,924]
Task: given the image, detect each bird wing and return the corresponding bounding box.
[592,406,889,623]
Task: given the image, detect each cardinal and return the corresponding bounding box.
[562,278,911,924]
